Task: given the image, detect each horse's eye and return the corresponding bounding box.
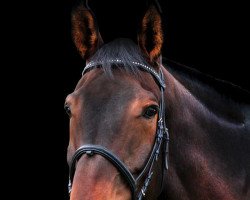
[143,105,158,119]
[64,104,71,117]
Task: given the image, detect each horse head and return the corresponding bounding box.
[66,1,168,199]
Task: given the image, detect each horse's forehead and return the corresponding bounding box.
[76,69,143,98]
[69,69,161,112]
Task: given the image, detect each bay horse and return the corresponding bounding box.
[65,1,250,199]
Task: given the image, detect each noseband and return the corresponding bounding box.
[68,60,170,200]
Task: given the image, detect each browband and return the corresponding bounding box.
[82,59,166,89]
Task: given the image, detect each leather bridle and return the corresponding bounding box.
[68,60,170,200]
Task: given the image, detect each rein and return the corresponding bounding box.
[68,60,170,199]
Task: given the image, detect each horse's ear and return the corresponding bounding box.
[138,5,163,66]
[71,2,103,60]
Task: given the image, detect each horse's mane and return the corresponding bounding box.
[87,38,148,76]
[163,58,250,105]
[164,58,250,124]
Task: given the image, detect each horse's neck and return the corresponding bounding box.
[162,67,250,200]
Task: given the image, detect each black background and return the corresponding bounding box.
[15,0,249,199]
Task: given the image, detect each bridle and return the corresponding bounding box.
[68,59,170,200]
